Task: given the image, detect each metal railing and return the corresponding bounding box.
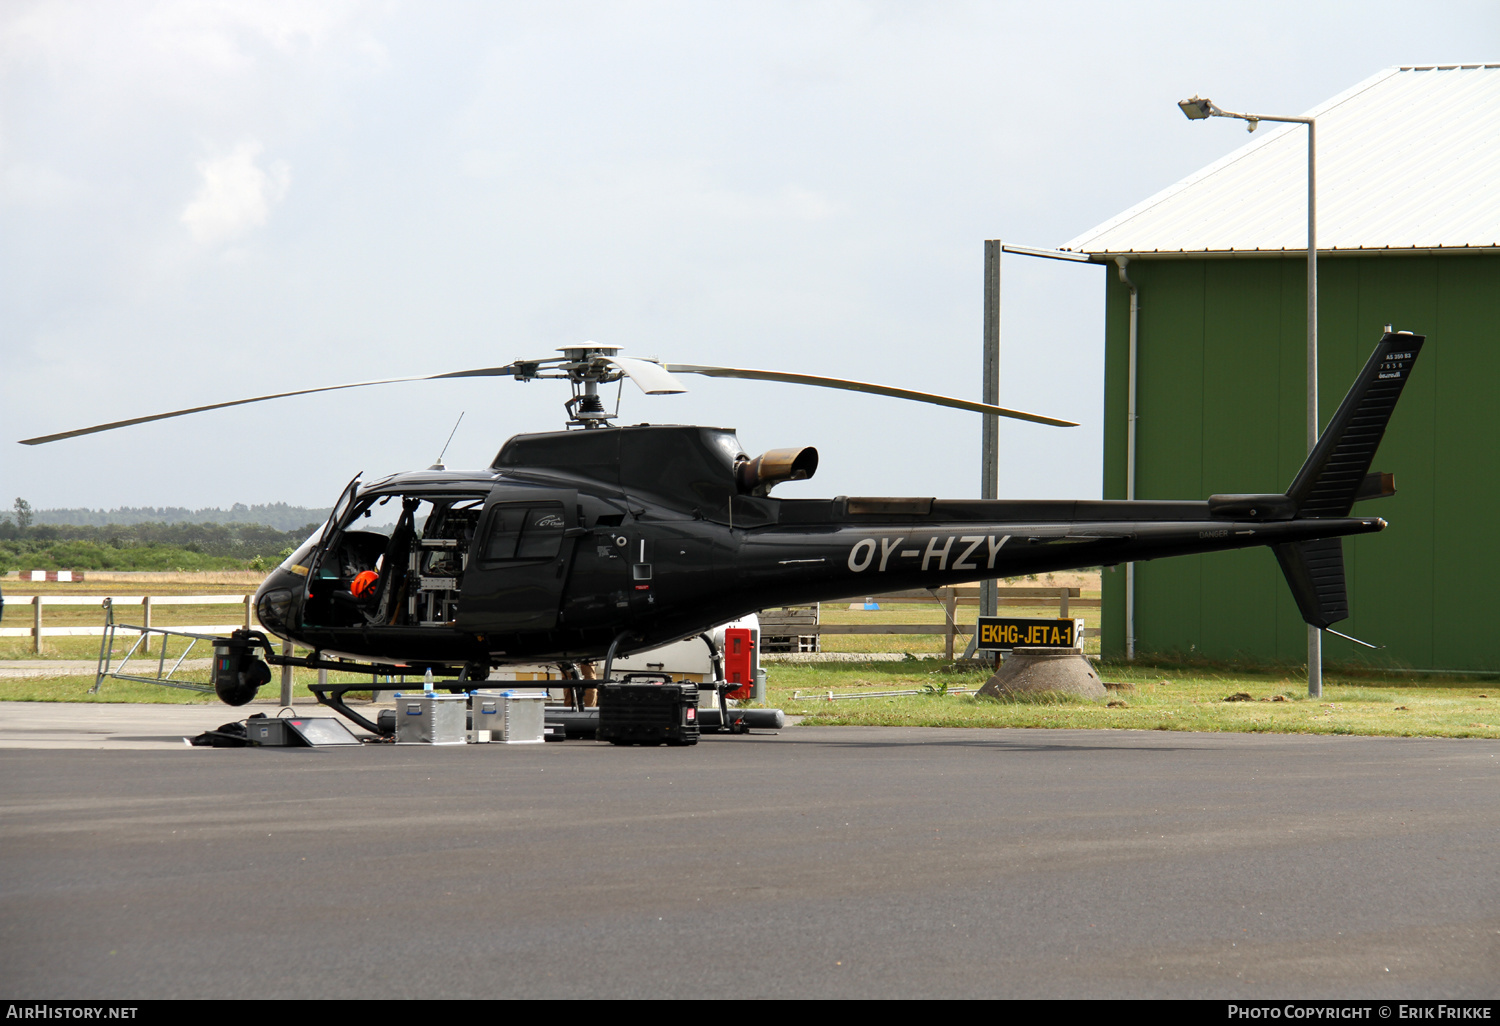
[90,598,222,694]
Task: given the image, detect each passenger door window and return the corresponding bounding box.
[479,503,566,564]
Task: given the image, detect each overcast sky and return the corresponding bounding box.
[3,0,1493,512]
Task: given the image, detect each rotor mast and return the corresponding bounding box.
[558,343,624,428]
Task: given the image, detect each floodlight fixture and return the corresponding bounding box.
[1177,96,1218,120]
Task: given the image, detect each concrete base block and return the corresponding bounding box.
[977,647,1106,700]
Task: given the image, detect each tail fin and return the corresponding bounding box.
[1286,331,1424,518]
[1273,331,1424,629]
[1274,537,1349,628]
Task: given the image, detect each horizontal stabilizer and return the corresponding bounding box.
[1274,537,1348,629]
[1353,471,1396,503]
[1286,332,1423,518]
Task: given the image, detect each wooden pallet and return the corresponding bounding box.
[759,604,820,653]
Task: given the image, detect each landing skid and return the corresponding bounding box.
[264,644,784,740]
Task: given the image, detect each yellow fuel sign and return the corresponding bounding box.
[975,617,1085,651]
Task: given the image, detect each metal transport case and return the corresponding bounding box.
[393,692,468,745]
[596,682,700,746]
[244,715,362,747]
[245,716,291,747]
[470,690,547,744]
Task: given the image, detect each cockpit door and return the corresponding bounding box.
[456,487,578,633]
[302,473,361,600]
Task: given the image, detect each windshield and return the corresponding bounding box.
[279,529,323,572]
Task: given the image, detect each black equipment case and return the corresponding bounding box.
[596,682,700,746]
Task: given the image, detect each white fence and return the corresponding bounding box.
[1,595,255,651]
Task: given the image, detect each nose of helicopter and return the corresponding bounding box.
[252,566,306,640]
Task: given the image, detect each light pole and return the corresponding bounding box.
[1178,95,1322,697]
[980,240,1001,634]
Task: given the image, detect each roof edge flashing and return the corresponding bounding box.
[1076,244,1500,260]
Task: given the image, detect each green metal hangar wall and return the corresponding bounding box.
[1062,64,1500,672]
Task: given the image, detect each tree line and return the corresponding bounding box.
[0,520,321,555]
[0,498,333,571]
[0,518,324,572]
[17,501,331,531]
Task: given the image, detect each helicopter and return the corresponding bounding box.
[21,332,1422,732]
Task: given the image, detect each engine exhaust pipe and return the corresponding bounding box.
[737,447,818,496]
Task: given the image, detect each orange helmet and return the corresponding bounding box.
[351,570,380,600]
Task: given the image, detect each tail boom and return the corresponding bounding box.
[734,513,1385,607]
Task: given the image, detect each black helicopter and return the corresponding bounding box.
[22,332,1422,726]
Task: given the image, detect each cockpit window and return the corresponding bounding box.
[280,530,322,571]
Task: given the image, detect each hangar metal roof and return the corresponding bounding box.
[1062,64,1500,258]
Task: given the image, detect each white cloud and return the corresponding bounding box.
[180,141,289,244]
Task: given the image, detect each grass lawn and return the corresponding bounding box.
[761,659,1500,740]
[0,667,385,706]
[8,658,1498,739]
[4,574,1498,740]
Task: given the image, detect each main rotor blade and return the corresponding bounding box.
[604,356,687,395]
[663,365,1077,427]
[17,365,522,445]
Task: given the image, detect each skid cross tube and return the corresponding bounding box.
[270,647,477,736]
[305,682,383,735]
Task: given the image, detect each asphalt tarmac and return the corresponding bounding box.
[1,702,1497,999]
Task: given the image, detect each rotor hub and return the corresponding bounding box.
[558,345,624,428]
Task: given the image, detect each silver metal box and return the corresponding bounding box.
[393,692,468,745]
[469,690,547,744]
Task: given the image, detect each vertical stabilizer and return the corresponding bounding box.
[1285,332,1424,518]
[1272,331,1423,629]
